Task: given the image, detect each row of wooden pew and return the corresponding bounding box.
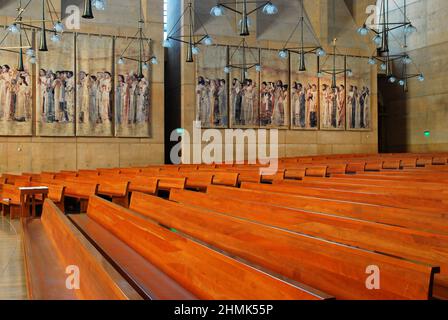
[2,152,448,300]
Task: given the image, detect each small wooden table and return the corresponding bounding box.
[19,187,49,218]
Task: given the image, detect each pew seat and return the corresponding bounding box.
[21,200,141,300]
[69,215,198,300]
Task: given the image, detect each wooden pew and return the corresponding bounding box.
[78,170,100,177]
[280,179,448,201]
[96,178,130,207]
[22,173,43,181]
[346,162,367,174]
[86,196,328,300]
[181,171,241,189]
[212,172,239,187]
[156,177,186,191]
[400,158,418,168]
[382,160,401,170]
[50,179,98,212]
[0,184,23,219]
[59,175,130,207]
[170,188,448,299]
[22,200,141,300]
[119,168,142,175]
[2,174,32,185]
[32,183,66,212]
[69,214,197,300]
[304,176,448,193]
[130,191,438,300]
[127,176,159,195]
[56,171,78,179]
[284,167,328,180]
[241,182,448,214]
[206,186,448,235]
[98,168,122,175]
[141,167,162,176]
[333,172,448,184]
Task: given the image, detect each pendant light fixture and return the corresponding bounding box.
[278,0,325,72]
[0,0,36,68]
[164,1,212,63]
[117,0,158,78]
[356,0,424,88]
[82,0,95,19]
[224,38,261,83]
[210,0,278,37]
[317,39,352,89]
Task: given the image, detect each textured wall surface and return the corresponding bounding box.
[181,0,379,163]
[382,0,448,152]
[0,0,165,173]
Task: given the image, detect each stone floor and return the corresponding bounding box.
[0,218,27,300]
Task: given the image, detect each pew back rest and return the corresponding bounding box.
[141,168,162,176]
[400,158,418,168]
[180,172,213,189]
[382,160,401,170]
[346,162,366,173]
[40,173,56,181]
[54,179,98,199]
[3,174,32,185]
[212,172,240,187]
[433,157,448,165]
[0,184,21,205]
[157,177,186,190]
[126,176,159,194]
[96,178,130,197]
[327,164,348,175]
[305,167,328,177]
[47,184,66,203]
[120,168,142,175]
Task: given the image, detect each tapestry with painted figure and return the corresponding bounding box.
[37,33,75,136]
[229,46,259,128]
[76,34,114,137]
[0,32,33,136]
[115,37,151,138]
[196,45,228,128]
[290,53,319,130]
[346,57,372,131]
[259,49,289,129]
[319,55,346,131]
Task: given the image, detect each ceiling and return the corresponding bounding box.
[194,0,369,50]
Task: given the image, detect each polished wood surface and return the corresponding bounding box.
[131,191,438,300]
[22,200,141,300]
[207,185,448,235]
[170,188,448,298]
[88,196,329,300]
[241,182,448,213]
[69,214,198,300]
[2,152,448,300]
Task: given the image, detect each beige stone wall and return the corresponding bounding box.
[180,0,379,162]
[384,0,448,152]
[0,0,165,173]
